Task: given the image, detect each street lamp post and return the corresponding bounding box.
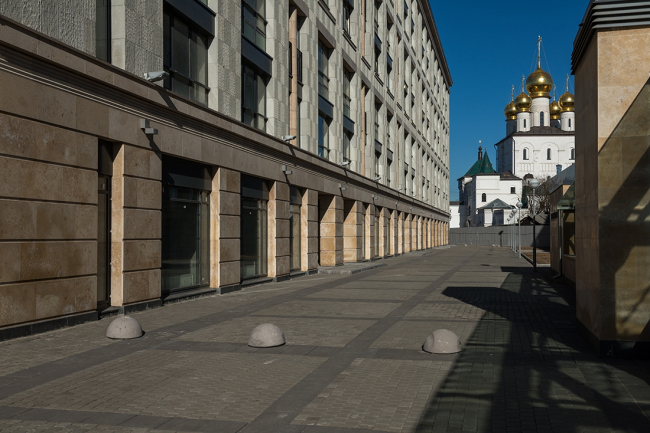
[516,200,522,258]
[528,178,540,271]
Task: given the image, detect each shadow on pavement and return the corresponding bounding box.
[413,266,650,433]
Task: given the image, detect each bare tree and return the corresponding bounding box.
[524,176,556,216]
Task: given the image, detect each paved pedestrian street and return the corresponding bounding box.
[1,246,649,433]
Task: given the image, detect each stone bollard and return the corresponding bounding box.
[106,316,143,339]
[423,329,461,354]
[248,323,285,348]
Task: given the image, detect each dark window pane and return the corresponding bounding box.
[162,186,210,293]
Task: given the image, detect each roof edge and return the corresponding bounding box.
[572,0,650,73]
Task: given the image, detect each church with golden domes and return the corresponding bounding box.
[454,37,576,228]
[495,37,576,181]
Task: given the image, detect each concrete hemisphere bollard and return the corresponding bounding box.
[248,323,286,348]
[106,316,143,339]
[423,329,461,354]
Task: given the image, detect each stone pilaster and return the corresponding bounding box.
[268,182,290,279]
[343,201,363,262]
[302,189,319,271]
[398,211,405,254]
[319,195,343,266]
[111,144,162,306]
[404,214,412,253]
[210,168,240,291]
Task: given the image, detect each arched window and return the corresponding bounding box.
[540,111,544,125]
[570,148,575,160]
[523,148,529,160]
[547,148,551,160]
[482,193,486,202]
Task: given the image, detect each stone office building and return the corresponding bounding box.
[0,0,451,338]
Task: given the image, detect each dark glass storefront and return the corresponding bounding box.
[241,175,268,280]
[97,141,112,309]
[289,187,302,271]
[161,157,211,295]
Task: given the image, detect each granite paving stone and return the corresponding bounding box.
[0,247,649,433]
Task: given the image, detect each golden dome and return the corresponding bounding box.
[559,91,575,112]
[514,92,532,113]
[526,67,554,98]
[549,100,561,120]
[504,101,517,120]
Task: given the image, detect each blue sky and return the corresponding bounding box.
[429,0,590,200]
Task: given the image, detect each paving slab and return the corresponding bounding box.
[0,247,649,433]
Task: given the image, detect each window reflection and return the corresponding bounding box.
[162,186,210,293]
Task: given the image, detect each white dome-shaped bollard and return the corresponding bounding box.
[423,329,461,354]
[106,316,143,339]
[248,323,285,348]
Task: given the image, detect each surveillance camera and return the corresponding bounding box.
[373,176,381,181]
[282,135,296,142]
[341,160,351,167]
[144,71,169,82]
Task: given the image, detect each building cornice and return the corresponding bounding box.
[418,0,453,88]
[572,0,650,73]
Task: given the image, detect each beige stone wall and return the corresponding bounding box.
[343,201,363,262]
[575,27,650,343]
[319,195,343,266]
[211,168,240,288]
[111,144,161,306]
[302,189,319,271]
[0,114,98,326]
[268,182,290,278]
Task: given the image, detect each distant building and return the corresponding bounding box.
[495,37,576,182]
[457,147,522,227]
[449,201,461,228]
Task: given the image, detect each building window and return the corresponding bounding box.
[523,148,529,160]
[569,118,572,128]
[523,119,527,128]
[318,115,329,158]
[241,176,269,280]
[570,148,575,160]
[289,187,302,271]
[540,111,544,125]
[242,64,267,131]
[343,3,351,36]
[482,193,486,202]
[97,141,112,308]
[343,68,352,118]
[374,44,381,74]
[375,151,381,176]
[343,130,352,163]
[318,41,330,99]
[387,160,392,186]
[96,0,111,62]
[162,186,210,294]
[242,0,266,51]
[511,187,516,194]
[403,0,408,20]
[163,11,209,105]
[547,148,551,160]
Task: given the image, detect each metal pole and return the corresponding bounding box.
[518,206,521,258]
[533,189,537,271]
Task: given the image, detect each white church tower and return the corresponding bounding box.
[527,36,553,128]
[559,75,575,132]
